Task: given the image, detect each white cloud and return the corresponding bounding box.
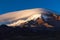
[0,8,53,26]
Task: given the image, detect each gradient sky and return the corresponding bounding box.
[0,0,60,14]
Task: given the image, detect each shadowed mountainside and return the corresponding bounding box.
[0,18,60,40]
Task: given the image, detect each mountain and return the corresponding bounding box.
[0,8,60,40]
[0,8,58,27]
[0,8,60,29]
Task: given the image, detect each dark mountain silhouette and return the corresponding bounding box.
[0,17,60,40]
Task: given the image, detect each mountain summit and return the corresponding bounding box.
[0,8,60,40]
[0,8,60,27]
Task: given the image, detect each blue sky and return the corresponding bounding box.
[0,0,60,14]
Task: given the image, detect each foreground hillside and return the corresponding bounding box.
[0,20,60,40]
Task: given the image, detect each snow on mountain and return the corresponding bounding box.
[0,8,55,26]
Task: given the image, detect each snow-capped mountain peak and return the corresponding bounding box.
[25,14,41,21]
[0,8,55,26]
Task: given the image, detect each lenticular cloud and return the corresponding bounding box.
[0,8,54,26]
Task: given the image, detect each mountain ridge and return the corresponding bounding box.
[0,8,60,29]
